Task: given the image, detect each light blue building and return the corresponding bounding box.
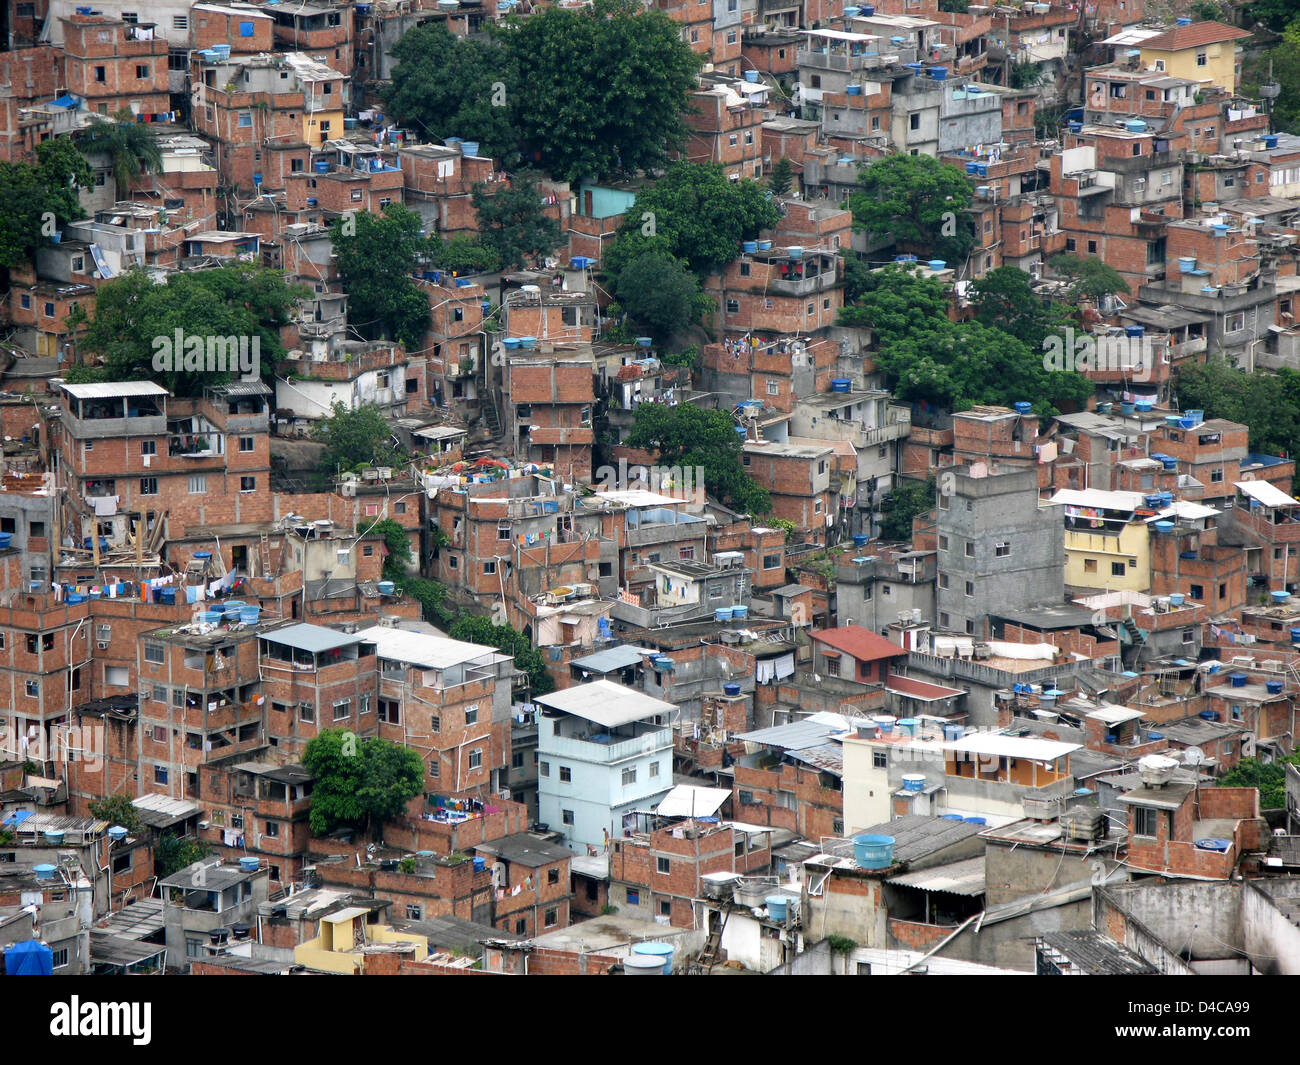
[535,680,678,852]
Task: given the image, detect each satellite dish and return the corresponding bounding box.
[1183,747,1205,766]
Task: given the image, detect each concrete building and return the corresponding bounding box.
[535,680,677,853]
[935,465,1064,639]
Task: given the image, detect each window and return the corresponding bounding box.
[964,580,974,598]
[562,809,574,825]
[1196,52,1207,66]
[1084,558,1098,573]
[140,477,158,496]
[483,561,496,575]
[188,474,206,494]
[155,765,168,785]
[468,748,482,770]
[626,888,640,905]
[548,868,560,885]
[1190,584,1204,601]
[141,440,156,457]
[240,477,256,493]
[332,698,351,721]
[995,541,1010,557]
[622,767,637,786]
[939,572,949,590]
[239,436,255,453]
[1211,469,1224,483]
[428,760,440,778]
[464,705,478,726]
[539,761,550,777]
[726,299,739,314]
[938,535,949,551]
[94,66,106,82]
[910,113,921,130]
[964,541,974,558]
[659,901,671,917]
[1134,806,1159,836]
[763,553,781,569]
[544,907,558,927]
[873,750,888,769]
[657,856,671,874]
[144,642,165,664]
[406,904,423,920]
[1112,562,1126,577]
[649,761,660,778]
[559,766,572,783]
[264,820,280,838]
[512,751,525,769]
[429,714,440,733]
[515,919,527,934]
[766,379,780,396]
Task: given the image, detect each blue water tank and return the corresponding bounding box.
[1168,593,1185,606]
[240,606,261,625]
[966,161,979,174]
[723,682,742,696]
[732,605,748,619]
[473,855,486,872]
[33,864,58,881]
[108,825,128,842]
[715,607,733,621]
[1178,257,1197,273]
[1125,325,1144,338]
[787,246,804,258]
[239,857,259,872]
[963,817,987,826]
[1125,120,1147,133]
[1290,627,1300,644]
[377,580,396,596]
[831,378,852,393]
[1153,521,1175,533]
[928,259,947,271]
[1147,732,1163,741]
[460,141,479,157]
[1176,16,1191,25]
[1229,672,1248,687]
[853,834,895,869]
[902,774,926,792]
[1201,710,1220,721]
[1264,134,1279,149]
[1194,838,1231,852]
[634,942,675,974]
[1068,121,1083,133]
[757,240,772,251]
[846,84,863,95]
[853,533,869,547]
[734,426,748,439]
[1120,402,1135,415]
[313,160,330,173]
[943,723,964,742]
[1013,401,1032,415]
[1268,680,1284,695]
[765,896,791,921]
[929,66,947,81]
[745,70,760,83]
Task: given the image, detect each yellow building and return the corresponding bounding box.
[1048,488,1152,593]
[294,907,428,974]
[1138,21,1251,96]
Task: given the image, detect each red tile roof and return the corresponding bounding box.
[1140,21,1250,51]
[812,625,907,663]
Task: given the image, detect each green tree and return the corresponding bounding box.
[505,0,702,181]
[608,161,781,279]
[624,403,771,514]
[768,157,795,197]
[311,401,405,475]
[302,729,425,836]
[848,154,974,264]
[361,517,413,579]
[970,265,1072,351]
[80,264,305,395]
[76,108,163,192]
[427,232,499,276]
[330,204,430,349]
[1218,755,1300,809]
[840,252,873,305]
[877,318,1093,416]
[1007,60,1045,89]
[1176,357,1300,458]
[155,834,213,878]
[88,793,144,834]
[383,24,519,166]
[1242,24,1300,135]
[878,475,936,542]
[470,172,562,270]
[837,263,951,343]
[449,615,555,697]
[613,252,707,344]
[1241,0,1295,32]
[1049,254,1130,303]
[0,136,93,267]
[938,0,968,10]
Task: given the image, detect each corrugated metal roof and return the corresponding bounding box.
[60,381,169,400]
[535,680,676,728]
[212,380,272,397]
[570,645,646,673]
[736,714,850,750]
[887,856,986,896]
[785,743,844,775]
[260,622,362,654]
[1236,480,1299,509]
[657,785,731,818]
[355,626,504,670]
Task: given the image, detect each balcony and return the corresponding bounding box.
[169,434,220,458]
[543,727,671,764]
[767,265,838,298]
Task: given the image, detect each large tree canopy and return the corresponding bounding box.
[612,251,708,344]
[310,400,405,475]
[0,137,93,268]
[383,0,701,183]
[607,162,781,279]
[1176,356,1300,459]
[329,204,430,350]
[73,264,304,395]
[470,172,562,270]
[302,730,425,836]
[624,403,771,514]
[847,154,974,264]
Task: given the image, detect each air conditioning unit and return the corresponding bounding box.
[97,641,110,650]
[340,481,357,497]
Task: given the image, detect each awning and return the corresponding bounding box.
[1236,480,1300,509]
[657,785,731,818]
[887,857,986,896]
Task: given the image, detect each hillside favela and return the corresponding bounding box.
[0,0,1297,986]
